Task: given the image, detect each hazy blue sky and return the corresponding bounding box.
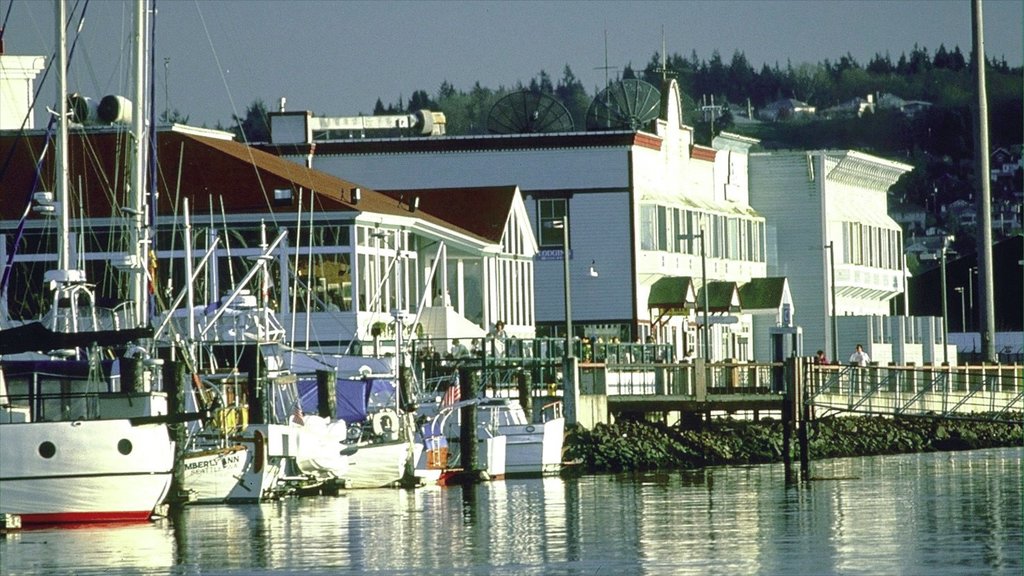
[3,0,1022,128]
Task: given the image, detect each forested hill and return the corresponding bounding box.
[370,46,1020,153]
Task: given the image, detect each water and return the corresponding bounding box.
[2,447,1020,575]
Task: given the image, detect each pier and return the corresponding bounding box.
[410,338,1024,426]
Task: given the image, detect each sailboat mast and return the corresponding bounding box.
[129,0,150,327]
[55,0,71,274]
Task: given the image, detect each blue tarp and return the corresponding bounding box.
[296,376,397,424]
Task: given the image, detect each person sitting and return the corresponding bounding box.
[450,338,470,358]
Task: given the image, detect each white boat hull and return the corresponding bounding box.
[180,445,251,503]
[345,440,419,489]
[497,417,565,476]
[0,419,174,524]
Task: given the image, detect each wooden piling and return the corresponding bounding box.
[797,359,810,477]
[517,371,533,421]
[458,367,479,477]
[782,357,795,480]
[316,369,336,418]
[246,345,266,424]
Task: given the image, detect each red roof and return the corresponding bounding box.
[0,128,491,241]
[380,186,518,243]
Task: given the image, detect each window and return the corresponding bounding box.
[538,199,567,248]
[640,205,657,250]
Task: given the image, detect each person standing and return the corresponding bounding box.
[849,344,870,366]
[490,320,507,357]
[814,350,829,365]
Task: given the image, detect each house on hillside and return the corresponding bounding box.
[758,98,816,122]
[821,95,875,119]
[889,198,928,234]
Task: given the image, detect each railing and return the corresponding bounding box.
[807,363,1024,421]
[409,337,674,396]
[598,360,779,397]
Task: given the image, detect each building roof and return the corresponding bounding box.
[697,281,742,313]
[738,277,788,311]
[647,276,696,311]
[263,129,662,157]
[0,126,491,242]
[379,186,518,244]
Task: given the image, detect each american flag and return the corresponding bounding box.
[440,373,461,408]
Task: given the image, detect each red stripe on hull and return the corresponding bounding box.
[19,510,153,526]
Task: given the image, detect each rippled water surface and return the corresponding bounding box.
[2,447,1020,575]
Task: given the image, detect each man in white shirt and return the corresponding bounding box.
[849,344,871,366]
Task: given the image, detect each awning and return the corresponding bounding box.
[647,276,696,311]
[696,281,742,313]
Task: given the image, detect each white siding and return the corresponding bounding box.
[315,148,630,191]
[530,192,633,323]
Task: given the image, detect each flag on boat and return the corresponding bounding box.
[441,373,460,408]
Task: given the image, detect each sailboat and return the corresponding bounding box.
[0,0,175,524]
[163,225,352,502]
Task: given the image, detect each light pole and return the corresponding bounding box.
[550,217,573,359]
[680,229,709,361]
[825,241,839,364]
[955,287,965,332]
[562,216,573,359]
[968,266,976,331]
[939,235,954,364]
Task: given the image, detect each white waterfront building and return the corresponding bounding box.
[748,150,956,365]
[267,80,778,362]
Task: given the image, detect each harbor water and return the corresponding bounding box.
[2,447,1020,575]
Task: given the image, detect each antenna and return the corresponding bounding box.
[594,28,618,90]
[652,26,676,83]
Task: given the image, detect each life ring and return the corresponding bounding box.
[371,409,399,436]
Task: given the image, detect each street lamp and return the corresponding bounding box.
[680,229,709,362]
[968,266,977,331]
[825,241,839,365]
[551,217,573,359]
[939,235,955,364]
[955,287,966,332]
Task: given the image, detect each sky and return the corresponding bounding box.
[3,0,1022,129]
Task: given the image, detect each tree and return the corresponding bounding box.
[407,89,436,112]
[555,65,589,130]
[159,108,190,125]
[232,99,270,143]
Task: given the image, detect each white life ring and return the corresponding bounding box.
[371,409,399,436]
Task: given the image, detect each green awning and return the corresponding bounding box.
[738,277,788,311]
[648,276,696,311]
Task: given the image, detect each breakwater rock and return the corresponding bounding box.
[562,414,1023,474]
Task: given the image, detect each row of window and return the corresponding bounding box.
[841,222,903,270]
[640,204,765,263]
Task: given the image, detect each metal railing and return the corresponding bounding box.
[807,363,1024,422]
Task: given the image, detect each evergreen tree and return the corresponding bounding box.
[232,99,270,143]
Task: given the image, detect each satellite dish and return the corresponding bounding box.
[487,90,574,134]
[585,79,662,131]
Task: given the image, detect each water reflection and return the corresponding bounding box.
[2,520,175,574]
[1,448,1019,575]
